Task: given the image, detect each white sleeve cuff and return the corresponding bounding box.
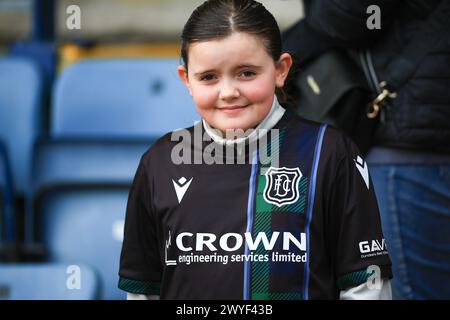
[339,279,392,300]
[127,293,160,300]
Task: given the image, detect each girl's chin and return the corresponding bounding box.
[213,112,271,132]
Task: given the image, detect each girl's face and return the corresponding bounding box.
[178,32,292,133]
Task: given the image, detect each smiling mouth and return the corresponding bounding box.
[217,105,249,114]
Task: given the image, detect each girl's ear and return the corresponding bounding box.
[177,65,193,96]
[275,53,293,88]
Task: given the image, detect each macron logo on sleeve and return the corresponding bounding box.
[354,156,370,190]
[172,177,193,204]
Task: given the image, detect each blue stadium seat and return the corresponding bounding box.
[31,140,148,191]
[0,263,99,299]
[30,139,151,300]
[0,57,44,193]
[28,57,197,299]
[52,58,199,139]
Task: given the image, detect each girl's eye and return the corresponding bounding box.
[200,74,216,81]
[239,70,256,78]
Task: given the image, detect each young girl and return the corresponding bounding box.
[119,0,392,300]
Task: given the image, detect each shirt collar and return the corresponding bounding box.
[202,95,285,146]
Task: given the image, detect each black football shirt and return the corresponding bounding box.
[118,111,392,299]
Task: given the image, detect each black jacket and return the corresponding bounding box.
[282,0,450,152]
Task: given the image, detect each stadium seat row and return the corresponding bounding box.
[0,263,99,300]
[0,56,199,299]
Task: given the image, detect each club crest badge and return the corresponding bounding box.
[263,167,302,207]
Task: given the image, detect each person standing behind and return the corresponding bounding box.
[283,0,450,299]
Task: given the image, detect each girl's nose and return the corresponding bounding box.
[219,80,240,101]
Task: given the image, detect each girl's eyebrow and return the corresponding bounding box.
[194,64,262,77]
[235,64,262,70]
[194,69,216,77]
[194,64,262,76]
